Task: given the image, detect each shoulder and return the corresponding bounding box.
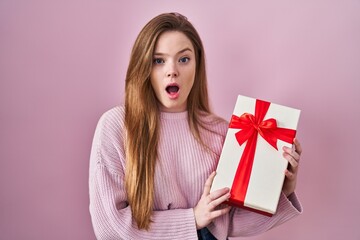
[94,105,125,145]
[94,105,125,142]
[97,105,125,130]
[91,105,126,167]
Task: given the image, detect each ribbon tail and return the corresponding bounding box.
[259,129,279,150]
[234,127,254,146]
[230,133,258,206]
[259,127,297,150]
[274,128,296,144]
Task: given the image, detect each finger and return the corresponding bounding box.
[209,206,231,220]
[293,138,302,155]
[283,151,299,169]
[282,146,300,161]
[208,191,230,208]
[208,187,230,202]
[202,171,216,197]
[285,169,296,180]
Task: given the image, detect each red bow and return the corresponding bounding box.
[228,99,296,206]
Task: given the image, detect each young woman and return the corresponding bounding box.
[89,12,303,240]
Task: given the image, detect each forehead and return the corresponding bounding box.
[154,31,194,53]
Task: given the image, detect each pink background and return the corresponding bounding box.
[1,0,359,239]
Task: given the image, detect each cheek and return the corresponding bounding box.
[186,66,196,87]
[150,72,161,90]
[186,65,194,75]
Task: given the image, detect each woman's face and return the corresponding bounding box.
[150,31,196,112]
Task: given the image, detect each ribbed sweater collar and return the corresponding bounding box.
[160,111,188,120]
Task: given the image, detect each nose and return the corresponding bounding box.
[166,62,178,78]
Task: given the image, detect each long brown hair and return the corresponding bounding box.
[124,12,212,230]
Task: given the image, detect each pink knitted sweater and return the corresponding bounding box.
[89,106,302,240]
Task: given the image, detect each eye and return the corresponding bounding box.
[153,58,164,64]
[179,57,190,63]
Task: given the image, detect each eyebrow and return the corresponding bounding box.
[153,47,193,56]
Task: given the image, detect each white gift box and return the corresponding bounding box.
[211,95,301,215]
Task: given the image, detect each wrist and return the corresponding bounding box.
[282,190,293,198]
[193,208,200,230]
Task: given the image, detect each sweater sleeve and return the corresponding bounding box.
[207,192,303,239]
[88,108,198,240]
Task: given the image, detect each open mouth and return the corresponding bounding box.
[166,84,179,94]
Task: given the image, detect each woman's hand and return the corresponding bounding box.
[193,171,232,230]
[282,138,302,197]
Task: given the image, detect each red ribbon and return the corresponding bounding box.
[228,99,296,206]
